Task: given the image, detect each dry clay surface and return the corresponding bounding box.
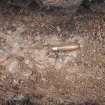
[0,6,105,104]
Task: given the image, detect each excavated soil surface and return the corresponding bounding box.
[0,2,105,105]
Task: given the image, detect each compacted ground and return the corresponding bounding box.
[0,2,105,105]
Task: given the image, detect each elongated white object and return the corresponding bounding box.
[52,44,80,51]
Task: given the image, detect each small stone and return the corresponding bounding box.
[8,60,19,74]
[25,59,30,65]
[57,26,61,33]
